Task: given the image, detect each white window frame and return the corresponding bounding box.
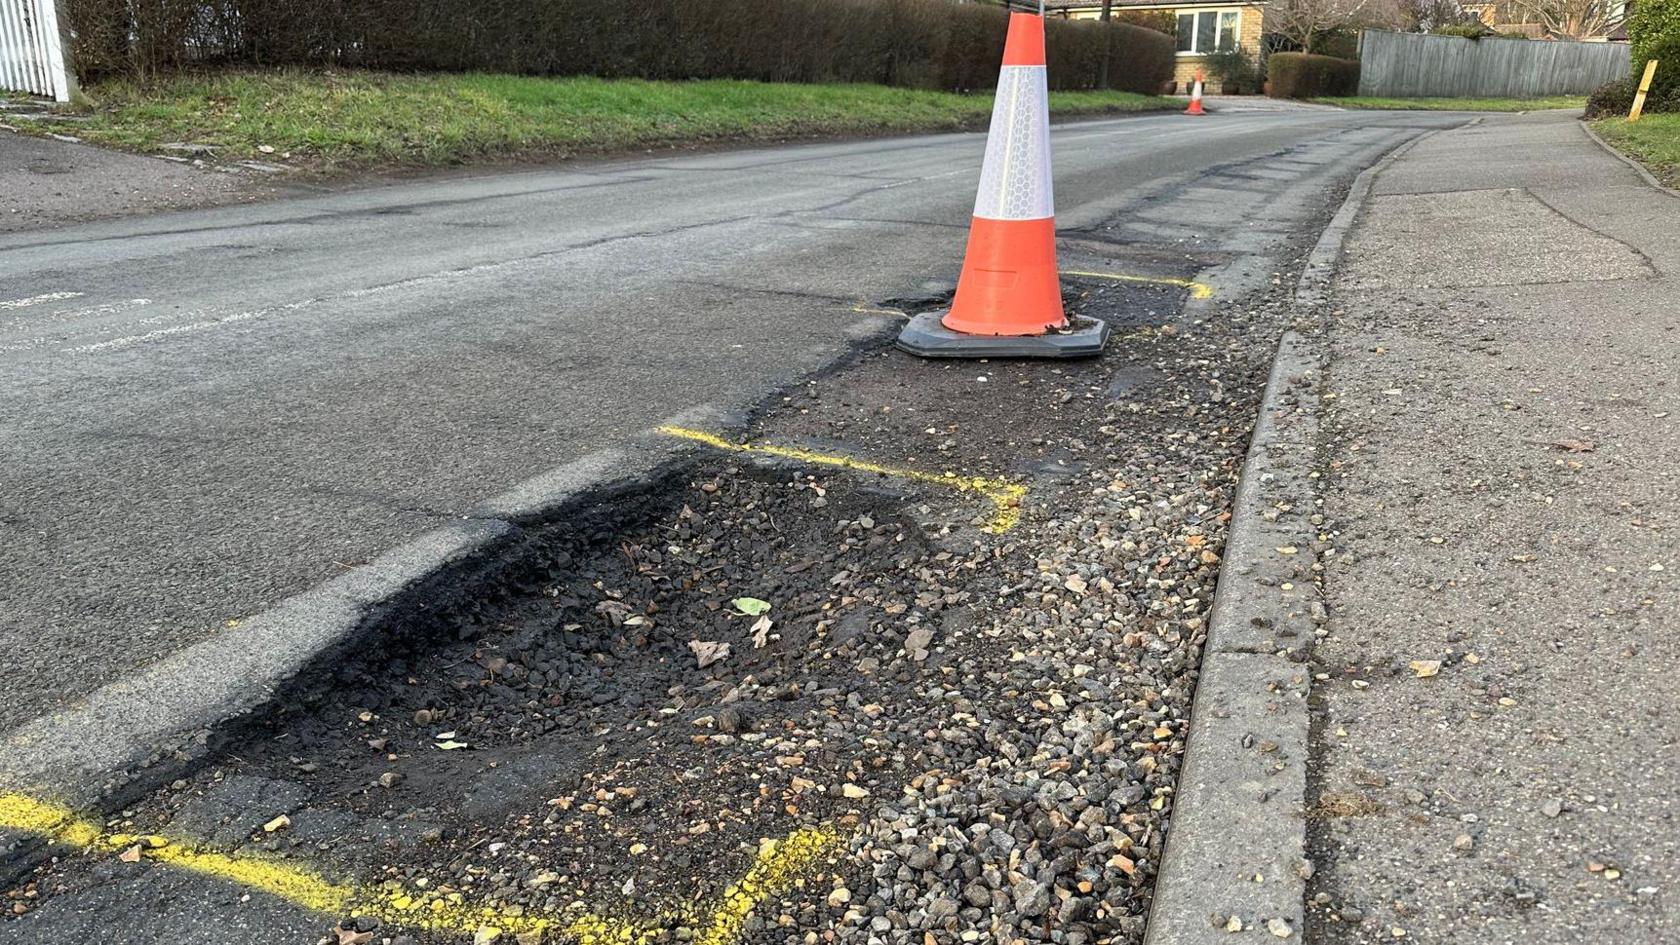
[1175,8,1242,56]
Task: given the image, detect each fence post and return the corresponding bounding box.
[47,0,75,102]
[1629,59,1659,122]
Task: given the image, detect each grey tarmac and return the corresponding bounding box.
[0,107,1458,739]
[1308,111,1680,943]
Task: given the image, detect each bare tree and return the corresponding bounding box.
[1392,0,1481,30]
[1267,0,1381,51]
[1503,0,1614,36]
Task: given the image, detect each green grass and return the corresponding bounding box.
[6,70,1175,170]
[1592,114,1680,186]
[1312,95,1587,111]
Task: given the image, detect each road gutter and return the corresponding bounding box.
[1143,125,1461,943]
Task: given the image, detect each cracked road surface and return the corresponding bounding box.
[0,109,1459,733]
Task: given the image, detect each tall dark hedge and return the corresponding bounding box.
[1266,52,1360,98]
[64,0,1175,94]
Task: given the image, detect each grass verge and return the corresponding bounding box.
[4,70,1175,171]
[1591,115,1680,187]
[1313,95,1586,111]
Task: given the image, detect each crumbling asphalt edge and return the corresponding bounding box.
[1142,124,1461,944]
[0,313,899,883]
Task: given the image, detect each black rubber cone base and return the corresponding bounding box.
[896,312,1110,359]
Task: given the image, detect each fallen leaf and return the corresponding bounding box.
[118,844,142,863]
[336,929,374,945]
[689,639,731,668]
[1409,660,1442,679]
[435,740,469,751]
[731,597,772,616]
[262,814,290,833]
[1551,439,1595,453]
[750,614,773,649]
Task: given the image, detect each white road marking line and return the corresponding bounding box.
[67,299,318,354]
[878,169,969,190]
[0,292,84,310]
[0,298,151,333]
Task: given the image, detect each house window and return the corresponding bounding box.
[1175,9,1240,54]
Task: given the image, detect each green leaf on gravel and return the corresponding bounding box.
[732,597,772,616]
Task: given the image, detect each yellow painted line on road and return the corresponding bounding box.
[657,425,1027,533]
[0,793,839,945]
[1064,270,1214,299]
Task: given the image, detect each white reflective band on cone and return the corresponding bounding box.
[972,65,1054,222]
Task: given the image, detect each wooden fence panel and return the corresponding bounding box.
[0,0,72,101]
[1357,29,1631,98]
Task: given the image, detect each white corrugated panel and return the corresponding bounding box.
[1,0,72,102]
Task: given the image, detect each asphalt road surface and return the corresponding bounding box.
[1,105,1453,735]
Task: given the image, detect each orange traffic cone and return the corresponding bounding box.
[1185,72,1207,116]
[897,12,1108,359]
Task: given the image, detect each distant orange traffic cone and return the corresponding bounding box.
[897,12,1108,359]
[1185,73,1207,115]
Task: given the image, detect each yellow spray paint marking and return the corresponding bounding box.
[657,425,1026,533]
[1063,269,1214,300]
[696,829,840,945]
[1,793,839,945]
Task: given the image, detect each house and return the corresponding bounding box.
[1041,0,1266,93]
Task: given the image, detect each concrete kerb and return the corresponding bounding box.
[1143,125,1458,944]
[1579,119,1680,200]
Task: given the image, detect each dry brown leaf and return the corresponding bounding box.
[1409,660,1442,679]
[750,615,773,649]
[118,844,143,863]
[689,639,731,668]
[1552,439,1595,453]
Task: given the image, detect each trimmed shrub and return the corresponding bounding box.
[63,0,1175,95]
[1431,24,1491,39]
[1203,47,1259,94]
[1267,52,1360,98]
[1586,73,1680,117]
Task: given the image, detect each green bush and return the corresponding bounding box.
[1586,71,1680,117]
[1586,75,1638,117]
[1630,0,1680,74]
[1203,47,1258,94]
[1267,52,1360,98]
[63,0,1175,95]
[1431,24,1491,39]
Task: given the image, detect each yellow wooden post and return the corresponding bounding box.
[1629,59,1659,122]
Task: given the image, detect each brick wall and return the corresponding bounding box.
[1171,4,1264,93]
